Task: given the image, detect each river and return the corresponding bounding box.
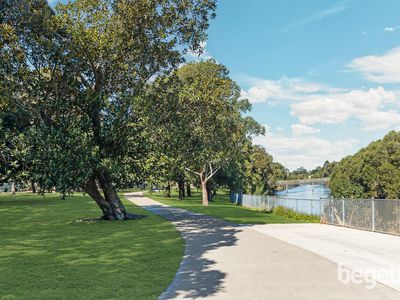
[275,184,331,199]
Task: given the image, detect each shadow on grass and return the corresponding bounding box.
[126,195,240,299]
[0,194,184,300]
[0,198,59,206]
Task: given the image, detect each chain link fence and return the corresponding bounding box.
[230,192,321,215]
[230,192,400,235]
[320,198,400,235]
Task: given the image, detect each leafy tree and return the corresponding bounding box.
[330,131,400,199]
[241,145,285,195]
[310,160,337,178]
[288,167,309,180]
[148,61,258,205]
[0,0,216,219]
[0,97,32,193]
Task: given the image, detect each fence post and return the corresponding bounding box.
[398,200,400,235]
[319,198,322,217]
[342,199,345,226]
[267,195,270,211]
[372,199,375,232]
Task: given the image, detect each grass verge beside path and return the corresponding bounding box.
[0,193,183,300]
[147,191,308,224]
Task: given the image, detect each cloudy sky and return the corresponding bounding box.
[203,0,400,170]
[49,0,400,170]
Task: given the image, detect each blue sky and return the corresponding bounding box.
[49,0,400,170]
[201,0,400,169]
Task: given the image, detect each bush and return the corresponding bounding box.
[272,205,320,223]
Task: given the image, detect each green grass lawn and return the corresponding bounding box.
[146,190,304,224]
[0,193,183,300]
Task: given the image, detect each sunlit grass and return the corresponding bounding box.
[147,190,303,224]
[0,192,183,300]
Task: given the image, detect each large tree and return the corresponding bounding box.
[330,131,400,199]
[0,0,216,219]
[244,145,286,195]
[148,61,260,205]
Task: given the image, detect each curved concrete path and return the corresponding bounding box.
[125,192,400,300]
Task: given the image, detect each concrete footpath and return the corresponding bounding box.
[251,223,400,292]
[125,192,400,300]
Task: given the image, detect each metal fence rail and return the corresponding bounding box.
[230,192,321,215]
[230,192,400,235]
[320,198,400,235]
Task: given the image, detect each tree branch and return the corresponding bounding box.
[185,167,201,176]
[206,164,220,181]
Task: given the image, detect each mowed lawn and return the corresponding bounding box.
[147,191,302,224]
[0,193,183,300]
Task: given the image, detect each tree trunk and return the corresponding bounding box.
[85,173,131,220]
[206,182,213,202]
[200,173,208,206]
[186,182,192,197]
[178,173,185,200]
[31,180,36,193]
[165,183,171,197]
[11,181,16,195]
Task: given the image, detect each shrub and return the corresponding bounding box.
[272,205,320,223]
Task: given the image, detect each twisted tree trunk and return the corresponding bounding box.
[85,171,131,220]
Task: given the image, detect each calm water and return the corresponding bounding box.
[275,184,331,199]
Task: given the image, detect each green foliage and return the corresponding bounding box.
[272,205,320,223]
[0,0,216,216]
[0,100,32,184]
[288,167,308,180]
[310,160,338,178]
[172,61,250,174]
[287,161,337,180]
[242,145,286,195]
[0,193,183,299]
[330,131,400,199]
[146,60,261,202]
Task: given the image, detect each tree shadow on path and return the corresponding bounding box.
[126,194,240,299]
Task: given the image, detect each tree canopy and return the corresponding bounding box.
[146,60,261,205]
[330,131,400,199]
[0,0,217,219]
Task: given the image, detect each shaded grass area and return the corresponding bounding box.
[147,191,304,224]
[0,193,183,300]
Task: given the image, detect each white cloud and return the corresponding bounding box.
[187,41,213,61]
[348,47,400,83]
[290,86,400,130]
[291,124,320,136]
[241,74,400,132]
[384,27,395,32]
[254,126,359,170]
[241,77,341,103]
[359,110,400,131]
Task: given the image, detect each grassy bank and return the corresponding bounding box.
[0,193,183,300]
[146,191,307,224]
